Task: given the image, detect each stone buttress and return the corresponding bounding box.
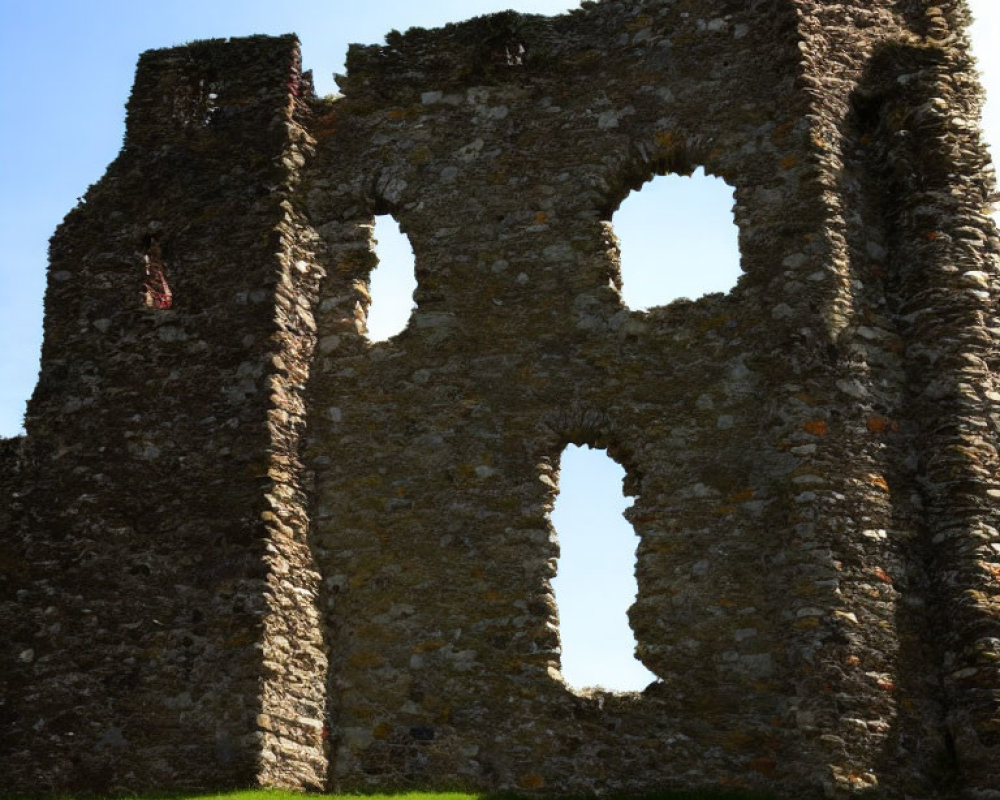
[0,36,328,792]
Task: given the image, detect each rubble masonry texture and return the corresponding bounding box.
[1,1,999,797]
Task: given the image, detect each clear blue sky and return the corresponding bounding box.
[1,1,997,691]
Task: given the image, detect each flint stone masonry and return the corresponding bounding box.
[1,1,999,798]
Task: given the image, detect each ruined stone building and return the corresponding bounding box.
[1,0,999,797]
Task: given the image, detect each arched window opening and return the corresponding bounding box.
[367,215,417,341]
[550,444,656,693]
[614,168,740,310]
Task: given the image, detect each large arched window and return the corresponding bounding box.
[614,168,740,309]
[550,444,656,693]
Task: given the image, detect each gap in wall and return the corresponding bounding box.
[550,444,656,693]
[367,215,417,341]
[615,168,740,310]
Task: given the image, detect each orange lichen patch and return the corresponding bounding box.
[803,420,829,436]
[926,231,941,241]
[654,130,676,149]
[222,632,256,649]
[866,416,900,434]
[866,417,888,434]
[725,732,755,749]
[779,154,799,169]
[628,14,654,30]
[413,639,446,653]
[349,568,375,589]
[872,567,893,584]
[982,561,1000,584]
[373,722,393,740]
[534,211,549,223]
[772,120,795,142]
[728,488,756,503]
[865,473,890,493]
[845,654,862,666]
[795,578,824,596]
[387,106,420,121]
[713,505,737,515]
[484,590,504,602]
[875,678,897,692]
[749,757,777,776]
[518,773,545,790]
[699,313,734,332]
[407,146,431,166]
[347,650,384,669]
[311,111,338,141]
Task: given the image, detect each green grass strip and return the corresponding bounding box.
[2,791,791,800]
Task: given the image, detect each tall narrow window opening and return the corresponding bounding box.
[142,234,172,309]
[367,215,417,341]
[550,444,656,693]
[614,168,740,310]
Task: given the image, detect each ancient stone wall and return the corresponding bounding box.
[1,1,998,798]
